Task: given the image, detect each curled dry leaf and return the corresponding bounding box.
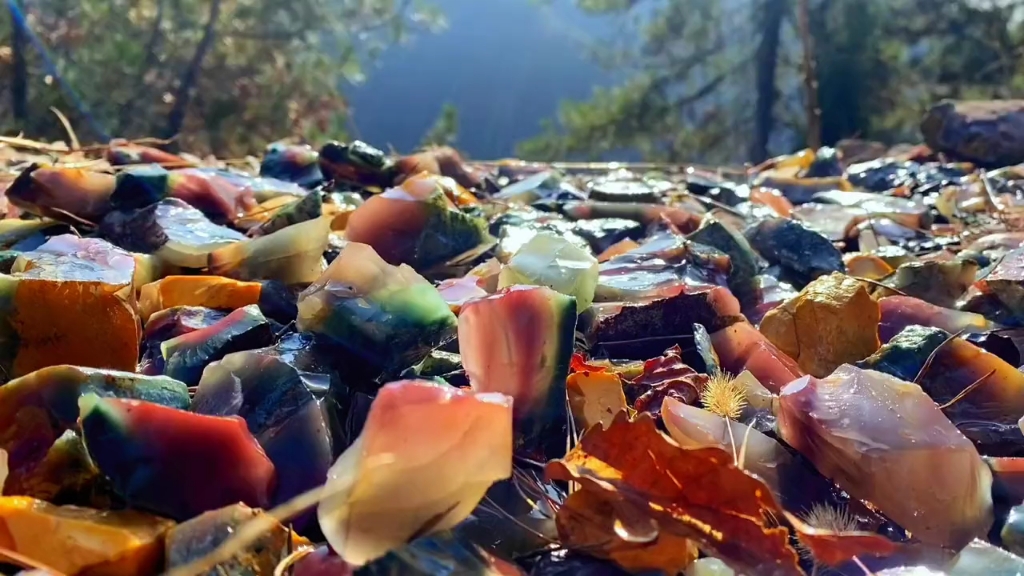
[784,511,902,568]
[629,345,709,414]
[556,488,698,574]
[545,411,802,576]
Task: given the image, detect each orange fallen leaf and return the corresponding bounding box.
[566,370,629,430]
[545,412,802,575]
[569,353,608,374]
[784,511,902,568]
[556,489,698,574]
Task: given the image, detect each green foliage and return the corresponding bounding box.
[521,0,1024,162]
[421,102,459,148]
[0,0,443,155]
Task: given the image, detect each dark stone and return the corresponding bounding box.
[922,99,1024,167]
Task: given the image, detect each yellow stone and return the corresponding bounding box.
[0,496,173,575]
[760,273,881,377]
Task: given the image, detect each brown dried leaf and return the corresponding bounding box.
[546,412,803,576]
[785,511,902,567]
[556,489,698,574]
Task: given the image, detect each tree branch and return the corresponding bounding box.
[164,0,221,144]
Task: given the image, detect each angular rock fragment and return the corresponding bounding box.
[710,321,804,394]
[922,99,1024,166]
[588,179,659,203]
[296,242,458,376]
[138,275,262,322]
[317,380,512,566]
[459,286,576,440]
[80,395,276,521]
[100,198,244,268]
[345,172,491,269]
[811,190,930,230]
[106,139,187,166]
[0,496,173,576]
[139,306,227,375]
[111,166,259,221]
[165,503,311,574]
[688,218,761,305]
[0,365,188,498]
[0,236,140,379]
[192,344,334,513]
[571,218,644,254]
[498,232,598,312]
[248,189,323,237]
[319,140,397,188]
[878,295,993,343]
[662,398,836,512]
[760,273,881,377]
[875,260,978,308]
[161,304,274,386]
[777,365,993,549]
[976,246,1024,317]
[860,325,1024,426]
[744,217,844,282]
[6,165,115,222]
[260,141,324,188]
[208,216,330,285]
[585,286,743,359]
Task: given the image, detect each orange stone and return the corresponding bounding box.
[139,276,262,323]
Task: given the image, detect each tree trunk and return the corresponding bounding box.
[10,0,28,129]
[797,0,822,149]
[117,0,165,135]
[163,0,220,144]
[750,0,786,163]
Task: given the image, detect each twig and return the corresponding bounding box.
[939,368,995,410]
[852,276,910,298]
[913,328,968,384]
[272,547,314,576]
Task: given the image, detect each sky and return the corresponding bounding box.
[345,0,616,159]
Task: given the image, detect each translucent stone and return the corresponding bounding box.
[498,232,599,312]
[6,166,115,222]
[0,365,188,496]
[317,380,512,566]
[208,217,330,285]
[80,395,276,521]
[139,306,227,375]
[192,344,333,514]
[100,198,244,268]
[0,496,173,575]
[138,275,262,322]
[345,173,491,269]
[459,285,575,437]
[710,321,804,394]
[0,237,140,378]
[160,304,273,386]
[165,503,311,574]
[296,242,458,374]
[777,365,993,548]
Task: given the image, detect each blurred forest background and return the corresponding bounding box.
[2,0,1023,164]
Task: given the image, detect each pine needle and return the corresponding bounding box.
[49,107,80,151]
[939,368,995,410]
[700,371,746,421]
